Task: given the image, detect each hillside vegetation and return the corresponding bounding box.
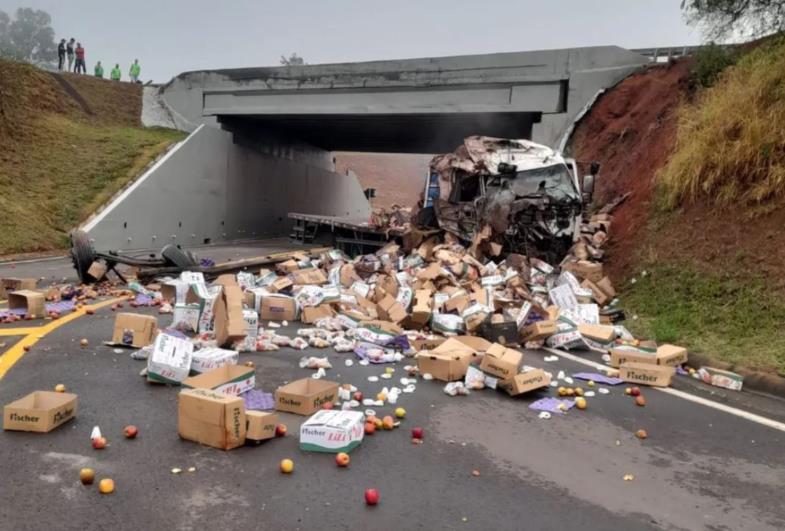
[0,59,184,255]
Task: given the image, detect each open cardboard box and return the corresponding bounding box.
[499,368,551,396]
[111,312,158,348]
[7,290,45,318]
[274,378,338,416]
[4,391,77,432]
[246,410,279,442]
[178,388,246,450]
[619,362,674,387]
[214,284,246,347]
[0,278,37,299]
[182,365,255,396]
[479,343,523,382]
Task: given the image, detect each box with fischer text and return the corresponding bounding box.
[299,410,365,453]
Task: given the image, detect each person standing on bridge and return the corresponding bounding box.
[57,39,66,71]
[66,38,75,72]
[110,63,121,81]
[129,59,141,83]
[74,43,86,74]
[94,61,104,78]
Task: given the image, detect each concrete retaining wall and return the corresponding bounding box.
[82,125,371,251]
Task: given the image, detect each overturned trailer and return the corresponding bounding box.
[422,136,598,263]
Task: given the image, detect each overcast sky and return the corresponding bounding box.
[0,0,701,82]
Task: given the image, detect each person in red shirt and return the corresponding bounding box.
[74,43,86,74]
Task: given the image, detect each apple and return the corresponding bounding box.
[98,478,115,494]
[364,422,376,435]
[92,436,107,450]
[635,395,646,407]
[630,387,641,397]
[374,417,383,429]
[353,391,363,402]
[79,468,95,485]
[54,384,66,393]
[382,416,394,430]
[635,429,648,439]
[364,488,380,506]
[322,401,334,410]
[80,338,89,347]
[275,424,287,437]
[624,387,632,395]
[411,427,424,440]
[123,425,138,439]
[575,397,587,410]
[280,459,294,474]
[85,308,95,315]
[394,407,406,419]
[335,452,350,467]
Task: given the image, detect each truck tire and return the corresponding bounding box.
[161,244,198,268]
[69,230,97,284]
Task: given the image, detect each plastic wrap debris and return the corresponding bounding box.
[529,397,575,414]
[299,356,332,370]
[444,382,470,396]
[572,372,623,385]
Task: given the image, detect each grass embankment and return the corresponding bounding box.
[0,59,185,255]
[621,37,785,375]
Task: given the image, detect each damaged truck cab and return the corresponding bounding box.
[425,136,596,262]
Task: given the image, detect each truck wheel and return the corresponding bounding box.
[69,230,97,284]
[161,244,198,268]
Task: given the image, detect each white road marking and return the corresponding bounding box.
[543,347,785,433]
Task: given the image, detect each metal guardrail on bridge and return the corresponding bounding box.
[632,44,736,63]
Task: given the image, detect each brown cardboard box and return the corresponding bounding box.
[580,280,610,306]
[610,347,657,368]
[563,261,604,283]
[3,391,77,432]
[269,276,294,293]
[377,274,399,298]
[246,411,279,442]
[479,343,523,382]
[416,349,476,382]
[409,290,433,328]
[178,388,246,450]
[455,335,493,352]
[275,378,339,416]
[619,362,674,387]
[7,290,45,318]
[416,263,443,281]
[0,277,37,299]
[655,344,688,366]
[214,284,246,347]
[182,365,256,396]
[521,320,557,341]
[596,277,617,298]
[376,295,407,324]
[340,264,361,287]
[259,294,298,321]
[409,337,447,351]
[214,274,238,287]
[577,324,616,343]
[444,294,470,313]
[500,368,551,396]
[290,268,327,285]
[276,259,300,274]
[111,313,158,348]
[301,304,335,324]
[86,261,108,281]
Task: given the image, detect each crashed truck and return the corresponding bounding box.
[420,136,597,263]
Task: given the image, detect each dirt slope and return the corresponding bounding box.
[0,59,183,255]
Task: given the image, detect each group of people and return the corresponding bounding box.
[57,38,142,83]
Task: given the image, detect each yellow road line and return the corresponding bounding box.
[0,327,42,336]
[0,298,122,380]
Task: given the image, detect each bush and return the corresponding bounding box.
[692,42,737,88]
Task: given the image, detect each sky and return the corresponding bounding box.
[0,0,702,82]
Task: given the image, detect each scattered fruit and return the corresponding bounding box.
[635,429,648,439]
[54,384,66,393]
[471,469,481,477]
[574,387,584,397]
[557,386,567,397]
[123,425,138,439]
[80,338,89,348]
[364,488,380,506]
[279,459,294,474]
[353,391,363,402]
[92,436,107,450]
[624,387,632,395]
[364,422,376,435]
[374,417,383,429]
[565,388,575,397]
[635,395,646,407]
[98,478,115,494]
[335,452,350,467]
[85,308,95,315]
[411,427,424,440]
[394,407,406,419]
[382,416,394,430]
[622,474,634,482]
[587,380,595,387]
[322,402,334,410]
[245,361,255,368]
[275,424,287,437]
[575,397,587,410]
[79,468,95,485]
[171,468,182,474]
[376,392,386,402]
[630,387,641,397]
[23,345,31,352]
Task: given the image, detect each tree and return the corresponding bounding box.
[682,0,785,40]
[279,52,305,66]
[0,7,57,65]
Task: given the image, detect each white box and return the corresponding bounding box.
[240,309,259,352]
[299,410,365,453]
[147,333,193,384]
[190,347,238,374]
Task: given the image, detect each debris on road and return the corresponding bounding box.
[697,366,744,391]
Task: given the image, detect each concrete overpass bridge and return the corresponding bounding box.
[85,46,651,249]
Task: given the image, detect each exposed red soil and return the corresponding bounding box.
[572,60,693,282]
[334,152,431,209]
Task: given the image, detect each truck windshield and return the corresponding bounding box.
[494,163,579,200]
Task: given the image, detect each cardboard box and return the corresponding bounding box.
[698,367,743,391]
[259,294,298,321]
[376,294,407,324]
[276,259,300,274]
[7,290,45,318]
[609,347,657,368]
[290,268,328,285]
[417,339,478,381]
[479,343,523,382]
[480,318,519,345]
[246,410,278,442]
[299,410,365,453]
[578,324,616,343]
[275,378,339,416]
[339,264,361,287]
[240,309,259,352]
[521,320,557,341]
[3,391,77,432]
[269,276,294,293]
[409,337,446,351]
[172,303,201,332]
[190,347,238,374]
[178,388,246,450]
[409,290,433,328]
[182,365,256,396]
[499,368,551,396]
[596,276,617,298]
[301,304,335,324]
[111,313,158,348]
[580,279,610,306]
[214,284,246,347]
[0,277,37,299]
[563,261,604,283]
[147,333,194,384]
[454,335,493,352]
[619,362,674,387]
[655,344,688,366]
[87,261,108,281]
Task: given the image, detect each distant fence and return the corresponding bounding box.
[631,44,737,63]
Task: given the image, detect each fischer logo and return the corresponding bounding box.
[486,361,510,376]
[53,408,74,424]
[232,407,242,438]
[312,394,335,408]
[626,370,659,382]
[279,396,302,407]
[9,413,39,423]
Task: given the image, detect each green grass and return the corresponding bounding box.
[621,265,785,375]
[0,115,184,254]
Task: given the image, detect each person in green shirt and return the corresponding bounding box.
[94,61,104,78]
[129,59,141,83]
[110,63,121,81]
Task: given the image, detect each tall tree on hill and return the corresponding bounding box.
[0,7,57,66]
[280,52,305,66]
[682,0,785,39]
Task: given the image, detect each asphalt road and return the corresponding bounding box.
[1,247,785,530]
